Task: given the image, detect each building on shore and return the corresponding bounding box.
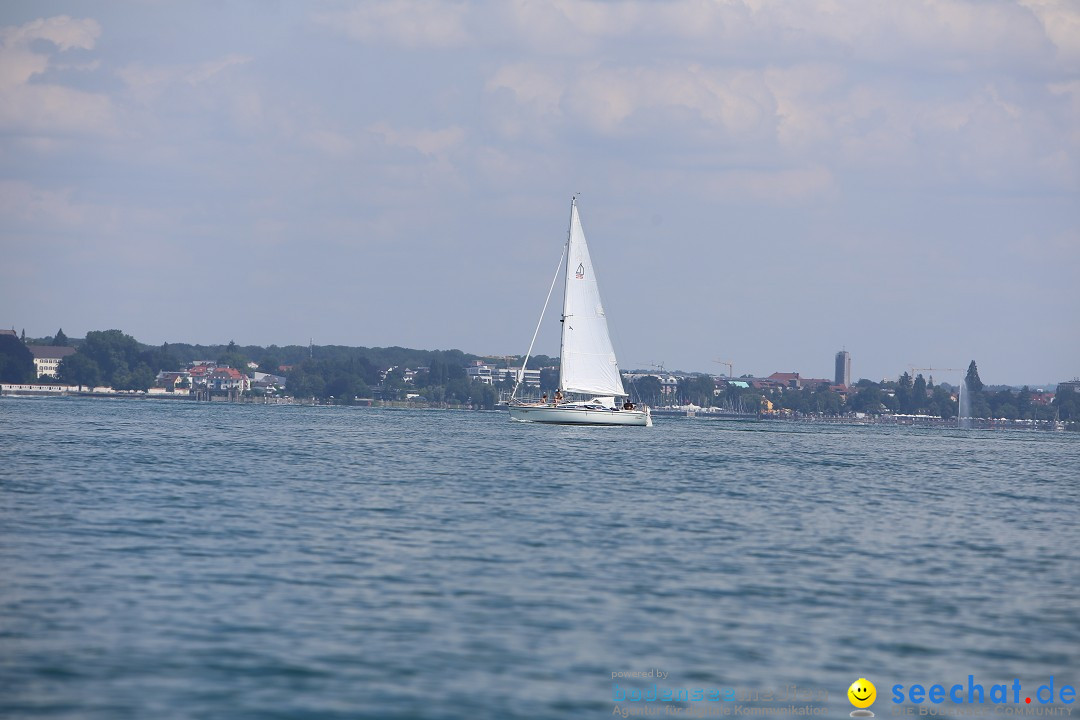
[27,345,77,378]
[465,361,541,388]
[835,350,851,387]
[155,370,191,391]
[466,361,493,384]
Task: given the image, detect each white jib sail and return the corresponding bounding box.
[559,199,627,398]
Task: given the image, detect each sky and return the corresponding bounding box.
[1,0,1077,386]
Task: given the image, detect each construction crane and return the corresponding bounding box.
[636,362,666,375]
[908,366,963,385]
[713,358,734,378]
[909,365,962,377]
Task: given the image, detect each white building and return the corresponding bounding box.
[493,367,541,387]
[466,362,494,385]
[27,345,77,378]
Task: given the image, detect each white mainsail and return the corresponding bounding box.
[559,199,627,397]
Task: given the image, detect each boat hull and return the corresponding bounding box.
[508,404,651,426]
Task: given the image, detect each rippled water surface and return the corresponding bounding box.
[1,398,1078,719]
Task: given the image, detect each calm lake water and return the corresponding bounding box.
[1,398,1077,719]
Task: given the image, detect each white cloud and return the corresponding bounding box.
[1019,0,1080,67]
[301,128,357,156]
[764,64,848,149]
[116,54,252,102]
[12,14,98,48]
[487,64,563,117]
[2,3,1077,381]
[0,15,113,137]
[369,122,466,156]
[319,0,1070,73]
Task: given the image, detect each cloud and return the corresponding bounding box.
[318,0,1072,72]
[116,53,251,90]
[317,0,1080,196]
[2,3,1077,381]
[0,15,100,86]
[369,122,466,156]
[1019,0,1080,67]
[0,15,113,138]
[116,54,252,103]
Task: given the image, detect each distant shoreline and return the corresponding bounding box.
[3,386,1072,431]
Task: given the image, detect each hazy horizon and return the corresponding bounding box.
[2,1,1077,387]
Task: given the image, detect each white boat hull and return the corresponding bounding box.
[509,403,651,426]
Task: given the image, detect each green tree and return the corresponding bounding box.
[58,352,102,387]
[325,374,371,403]
[677,375,715,406]
[122,364,155,392]
[258,355,282,374]
[141,342,179,374]
[445,377,472,403]
[850,384,884,414]
[896,372,913,413]
[471,381,497,410]
[52,328,69,346]
[382,367,407,394]
[929,385,956,419]
[288,366,325,399]
[965,361,984,393]
[426,351,466,386]
[285,354,378,401]
[632,375,663,406]
[539,367,559,392]
[989,389,1015,418]
[77,330,141,383]
[0,334,36,383]
[819,388,842,414]
[217,340,248,372]
[422,384,445,403]
[997,403,1018,420]
[1053,386,1079,421]
[912,374,927,413]
[1017,386,1033,419]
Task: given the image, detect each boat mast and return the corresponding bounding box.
[558,195,576,393]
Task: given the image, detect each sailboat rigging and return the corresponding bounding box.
[509,197,651,427]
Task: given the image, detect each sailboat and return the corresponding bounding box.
[508,197,652,427]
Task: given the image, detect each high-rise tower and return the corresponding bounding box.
[835,350,851,387]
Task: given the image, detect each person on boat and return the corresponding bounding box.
[623,400,635,411]
[554,390,563,405]
[541,393,548,406]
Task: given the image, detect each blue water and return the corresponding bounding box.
[1,398,1077,719]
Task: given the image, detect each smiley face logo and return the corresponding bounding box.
[848,678,877,709]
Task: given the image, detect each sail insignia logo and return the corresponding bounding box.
[576,263,584,279]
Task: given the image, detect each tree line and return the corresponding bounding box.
[3,331,1076,423]
[8,329,535,409]
[623,360,1075,423]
